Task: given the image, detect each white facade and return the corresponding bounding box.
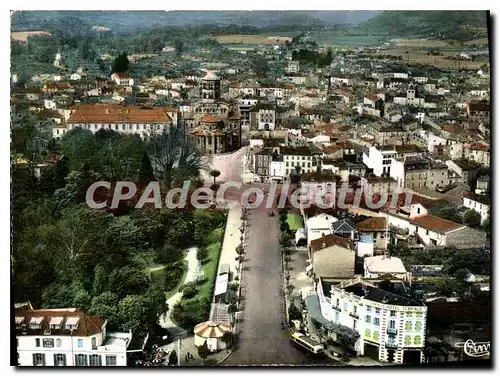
[283,154,315,176]
[269,160,286,181]
[363,146,396,177]
[70,73,82,81]
[111,73,134,86]
[306,213,337,246]
[317,278,427,364]
[462,196,489,225]
[67,122,170,139]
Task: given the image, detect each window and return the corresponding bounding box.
[405,321,412,330]
[366,315,371,324]
[364,329,371,338]
[389,320,396,329]
[404,336,411,345]
[77,339,83,348]
[106,355,117,366]
[353,320,357,331]
[415,321,423,331]
[390,310,396,317]
[373,330,379,341]
[43,338,54,348]
[35,338,40,347]
[354,306,357,315]
[56,339,62,347]
[415,312,423,318]
[414,336,422,345]
[75,354,87,367]
[406,312,413,318]
[54,354,66,366]
[89,354,102,366]
[375,308,381,314]
[33,353,45,366]
[343,303,348,311]
[374,317,380,326]
[335,312,340,323]
[366,306,372,313]
[336,299,340,307]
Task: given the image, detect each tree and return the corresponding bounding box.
[138,150,155,182]
[173,40,184,57]
[147,127,206,189]
[288,302,302,322]
[168,349,178,366]
[221,332,233,351]
[463,209,481,227]
[439,206,461,223]
[117,295,150,337]
[209,169,221,185]
[197,341,210,366]
[111,52,129,74]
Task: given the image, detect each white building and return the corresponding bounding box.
[256,107,276,131]
[281,147,316,177]
[70,73,82,81]
[315,277,427,364]
[286,61,300,74]
[16,306,136,367]
[111,73,134,86]
[269,160,286,182]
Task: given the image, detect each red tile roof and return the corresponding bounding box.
[310,234,350,253]
[357,217,387,232]
[410,214,464,234]
[68,104,174,124]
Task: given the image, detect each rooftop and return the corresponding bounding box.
[364,255,407,274]
[356,217,387,232]
[68,104,175,124]
[410,214,464,234]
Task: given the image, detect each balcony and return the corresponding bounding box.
[386,328,398,335]
[385,341,398,349]
[349,312,360,319]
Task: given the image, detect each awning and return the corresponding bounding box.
[30,317,44,325]
[65,317,80,326]
[50,317,64,326]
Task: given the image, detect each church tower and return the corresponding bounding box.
[200,71,221,103]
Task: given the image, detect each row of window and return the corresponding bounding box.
[363,330,422,346]
[338,301,424,319]
[34,337,97,349]
[285,162,311,168]
[75,123,167,131]
[32,353,116,366]
[286,156,312,160]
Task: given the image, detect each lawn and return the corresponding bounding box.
[171,225,226,330]
[150,261,187,298]
[287,213,304,231]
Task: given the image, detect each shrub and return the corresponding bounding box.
[229,283,239,292]
[197,247,208,261]
[182,285,197,299]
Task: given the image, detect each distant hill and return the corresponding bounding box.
[360,11,489,41]
[11,10,380,35]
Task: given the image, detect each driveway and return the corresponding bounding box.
[222,209,339,366]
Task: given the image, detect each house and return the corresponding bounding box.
[363,255,409,281]
[385,203,487,249]
[269,157,286,182]
[70,73,82,81]
[390,156,449,190]
[309,235,354,279]
[286,61,300,74]
[463,143,490,167]
[356,217,388,250]
[363,145,397,177]
[313,277,427,364]
[466,100,489,120]
[111,73,134,86]
[305,213,338,246]
[330,75,351,86]
[462,194,490,225]
[15,305,139,366]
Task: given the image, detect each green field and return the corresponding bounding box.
[309,31,388,47]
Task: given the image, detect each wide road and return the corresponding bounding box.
[222,208,339,366]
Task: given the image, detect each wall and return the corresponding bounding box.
[446,226,487,249]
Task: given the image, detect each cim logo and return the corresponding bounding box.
[455,339,490,358]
